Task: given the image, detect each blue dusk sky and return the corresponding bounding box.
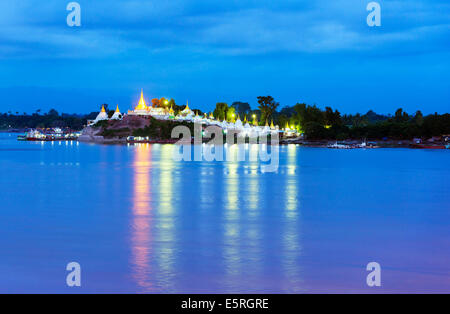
[0,0,448,115]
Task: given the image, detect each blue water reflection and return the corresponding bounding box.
[0,133,449,293]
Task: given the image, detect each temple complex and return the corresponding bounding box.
[128,89,167,117]
[88,90,297,137]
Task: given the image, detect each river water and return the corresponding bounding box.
[0,133,448,293]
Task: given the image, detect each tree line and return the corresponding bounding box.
[210,98,450,140]
[2,97,449,139]
[0,109,95,130]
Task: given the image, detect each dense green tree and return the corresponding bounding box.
[324,107,342,127]
[293,103,324,129]
[365,110,388,123]
[213,102,228,121]
[226,106,236,122]
[159,97,169,108]
[303,122,327,139]
[48,109,59,116]
[257,96,279,124]
[277,114,289,130]
[394,108,409,123]
[352,113,369,127]
[231,102,251,116]
[413,110,424,126]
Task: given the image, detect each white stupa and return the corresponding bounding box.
[185,113,194,121]
[93,105,109,123]
[234,115,243,130]
[263,121,271,133]
[111,105,122,120]
[180,101,194,116]
[193,112,202,123]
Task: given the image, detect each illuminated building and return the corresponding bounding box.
[89,89,293,137]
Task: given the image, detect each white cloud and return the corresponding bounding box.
[0,0,448,58]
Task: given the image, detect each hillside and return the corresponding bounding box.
[78,115,194,143]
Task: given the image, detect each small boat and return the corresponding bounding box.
[327,142,352,149]
[17,134,27,141]
[366,142,380,148]
[410,143,446,149]
[127,136,185,144]
[18,129,79,141]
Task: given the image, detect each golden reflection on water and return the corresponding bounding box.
[131,144,153,290]
[130,144,177,292]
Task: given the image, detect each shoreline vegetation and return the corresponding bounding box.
[2,97,449,147]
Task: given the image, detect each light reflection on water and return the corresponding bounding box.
[131,144,178,292]
[223,160,241,290]
[130,143,153,291]
[283,144,303,292]
[128,143,306,293]
[154,145,176,291]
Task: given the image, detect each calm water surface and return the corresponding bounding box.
[0,133,449,293]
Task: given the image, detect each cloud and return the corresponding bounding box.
[0,0,448,59]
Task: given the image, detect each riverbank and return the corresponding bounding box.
[7,114,449,148]
[282,138,449,148]
[0,129,28,133]
[78,115,190,144]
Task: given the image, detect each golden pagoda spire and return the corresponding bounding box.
[237,114,241,121]
[115,104,120,113]
[286,122,290,130]
[265,120,269,127]
[185,101,190,111]
[100,105,106,113]
[136,89,147,110]
[243,115,247,123]
[270,120,275,129]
